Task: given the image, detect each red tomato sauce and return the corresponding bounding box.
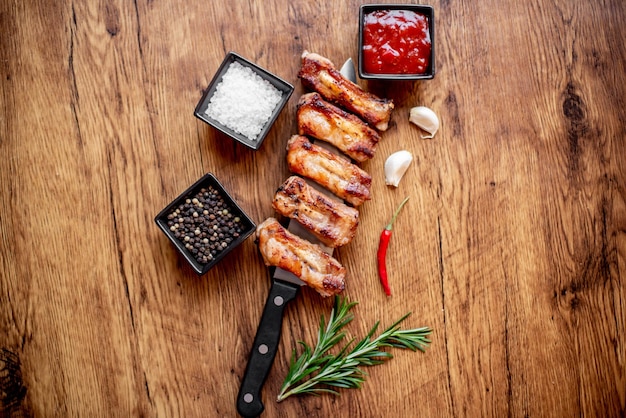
[362,9,431,75]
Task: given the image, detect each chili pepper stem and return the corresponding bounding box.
[385,196,410,230]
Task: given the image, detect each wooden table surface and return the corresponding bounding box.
[2,0,625,416]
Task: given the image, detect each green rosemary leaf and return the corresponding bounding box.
[277,296,432,402]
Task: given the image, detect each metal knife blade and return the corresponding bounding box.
[340,57,357,85]
[236,58,357,418]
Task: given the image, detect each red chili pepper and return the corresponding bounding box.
[377,196,410,296]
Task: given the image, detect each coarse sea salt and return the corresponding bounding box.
[205,61,283,141]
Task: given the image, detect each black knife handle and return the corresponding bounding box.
[236,280,299,417]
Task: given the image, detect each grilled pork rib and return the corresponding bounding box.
[286,135,372,206]
[297,92,380,162]
[272,176,359,248]
[298,51,394,131]
[256,217,345,297]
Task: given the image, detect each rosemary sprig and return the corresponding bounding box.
[277,296,431,402]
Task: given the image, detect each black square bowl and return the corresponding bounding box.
[358,4,435,80]
[194,52,294,150]
[155,173,256,275]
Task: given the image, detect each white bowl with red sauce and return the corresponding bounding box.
[358,4,435,80]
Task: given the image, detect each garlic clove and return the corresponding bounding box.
[409,106,439,139]
[384,150,413,187]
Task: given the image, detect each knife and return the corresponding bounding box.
[236,58,357,418]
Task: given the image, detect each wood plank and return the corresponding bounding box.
[1,0,624,416]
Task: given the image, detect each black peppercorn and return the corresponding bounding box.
[164,184,249,265]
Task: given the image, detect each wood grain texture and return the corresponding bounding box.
[1,0,624,416]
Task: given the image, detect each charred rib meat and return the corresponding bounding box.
[298,51,394,131]
[256,217,346,297]
[272,175,359,248]
[286,135,372,206]
[297,92,380,162]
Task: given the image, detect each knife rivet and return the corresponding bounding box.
[274,296,284,306]
[258,344,269,354]
[243,393,253,403]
